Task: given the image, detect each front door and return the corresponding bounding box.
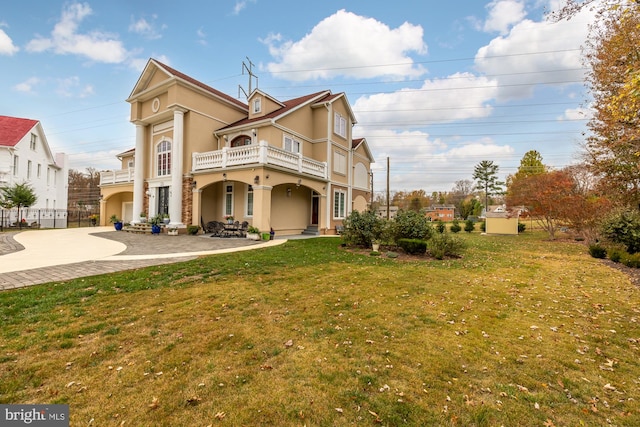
[157,186,169,215]
[311,193,319,225]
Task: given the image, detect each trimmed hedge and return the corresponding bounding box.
[397,238,428,255]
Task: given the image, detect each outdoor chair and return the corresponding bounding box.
[210,221,225,237]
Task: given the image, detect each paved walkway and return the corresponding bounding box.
[0,227,285,291]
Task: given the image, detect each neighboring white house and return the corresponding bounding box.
[0,115,68,209]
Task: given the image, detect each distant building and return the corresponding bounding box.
[0,115,68,209]
[376,205,399,219]
[485,204,521,235]
[424,204,455,221]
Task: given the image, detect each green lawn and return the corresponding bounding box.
[1,232,638,426]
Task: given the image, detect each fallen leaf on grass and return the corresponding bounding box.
[368,410,382,423]
[214,412,225,420]
[148,397,159,409]
[186,396,201,405]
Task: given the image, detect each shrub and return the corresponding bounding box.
[480,221,486,232]
[397,238,428,255]
[464,219,475,233]
[342,210,386,248]
[621,252,640,268]
[187,225,200,235]
[608,248,624,263]
[518,222,526,233]
[392,210,434,242]
[428,233,466,260]
[435,221,446,234]
[450,219,462,233]
[588,244,607,259]
[601,209,640,254]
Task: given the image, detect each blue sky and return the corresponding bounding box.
[0,0,595,195]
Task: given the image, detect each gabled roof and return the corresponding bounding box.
[352,137,375,163]
[219,90,331,130]
[249,89,285,109]
[313,92,357,124]
[128,58,248,111]
[0,115,38,147]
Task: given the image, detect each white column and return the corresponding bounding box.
[131,123,145,224]
[170,109,185,226]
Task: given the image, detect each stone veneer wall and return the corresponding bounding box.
[182,177,194,226]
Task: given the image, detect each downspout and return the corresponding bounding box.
[325,103,332,230]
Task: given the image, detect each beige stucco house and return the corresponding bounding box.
[484,205,520,235]
[98,59,374,235]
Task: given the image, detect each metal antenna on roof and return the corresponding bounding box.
[238,56,258,100]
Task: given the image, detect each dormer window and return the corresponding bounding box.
[253,97,261,113]
[231,135,252,147]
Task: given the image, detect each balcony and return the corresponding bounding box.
[99,168,135,185]
[192,141,327,179]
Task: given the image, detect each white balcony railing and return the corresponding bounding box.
[99,168,135,185]
[100,142,328,185]
[193,141,327,179]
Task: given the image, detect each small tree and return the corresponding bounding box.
[0,183,37,229]
[342,210,387,248]
[450,219,461,233]
[391,209,433,242]
[507,170,577,240]
[464,219,475,233]
[473,160,504,212]
[601,208,640,254]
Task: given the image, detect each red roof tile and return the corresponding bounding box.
[0,115,38,147]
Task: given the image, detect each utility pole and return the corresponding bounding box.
[238,57,258,100]
[370,171,374,206]
[386,157,390,221]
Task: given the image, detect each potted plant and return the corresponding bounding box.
[140,211,147,222]
[162,213,170,224]
[187,225,200,235]
[167,227,179,236]
[225,215,234,224]
[109,214,123,231]
[90,214,98,226]
[246,226,260,241]
[149,214,162,234]
[371,239,381,252]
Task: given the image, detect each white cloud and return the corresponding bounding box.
[196,28,207,46]
[14,77,41,93]
[0,25,19,55]
[26,2,128,63]
[264,9,427,81]
[56,76,94,98]
[474,5,593,101]
[558,106,592,121]
[232,0,256,15]
[483,0,527,34]
[129,15,163,40]
[353,72,497,127]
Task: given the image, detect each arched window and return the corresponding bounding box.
[157,139,171,177]
[230,135,252,147]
